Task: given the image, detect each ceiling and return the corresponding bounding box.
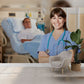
[0,0,84,9]
[0,0,56,8]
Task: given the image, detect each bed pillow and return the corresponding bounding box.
[7,17,24,33]
[31,19,37,30]
[7,17,37,33]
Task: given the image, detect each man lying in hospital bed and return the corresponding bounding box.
[1,17,44,59]
[18,18,44,43]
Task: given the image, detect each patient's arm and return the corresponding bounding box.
[38,51,49,63]
[21,39,32,43]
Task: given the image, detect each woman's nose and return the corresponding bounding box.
[55,19,59,23]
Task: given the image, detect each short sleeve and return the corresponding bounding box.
[66,32,76,51]
[37,35,46,53]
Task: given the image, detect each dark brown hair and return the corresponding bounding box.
[50,8,68,30]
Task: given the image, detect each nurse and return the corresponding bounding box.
[38,8,75,63]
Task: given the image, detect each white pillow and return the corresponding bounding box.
[7,17,37,32]
[31,19,37,29]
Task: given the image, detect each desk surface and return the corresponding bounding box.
[0,63,84,84]
[0,63,84,77]
[0,63,84,67]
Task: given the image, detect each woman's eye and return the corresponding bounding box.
[52,17,56,19]
[59,17,62,19]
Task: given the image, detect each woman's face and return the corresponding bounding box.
[50,14,66,30]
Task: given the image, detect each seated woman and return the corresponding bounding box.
[38,8,76,63]
[18,18,44,43]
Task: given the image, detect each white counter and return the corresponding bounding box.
[0,63,84,67]
[0,63,84,84]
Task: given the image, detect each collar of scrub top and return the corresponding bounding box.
[46,29,66,54]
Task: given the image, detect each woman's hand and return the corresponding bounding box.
[38,51,49,63]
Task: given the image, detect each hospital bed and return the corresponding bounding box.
[1,17,44,63]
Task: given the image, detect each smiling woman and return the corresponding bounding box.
[38,8,76,63]
[50,8,67,31]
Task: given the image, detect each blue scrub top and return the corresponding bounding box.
[37,30,79,56]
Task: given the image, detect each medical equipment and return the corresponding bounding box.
[45,29,66,54]
[37,18,45,32]
[37,23,45,32]
[1,17,43,62]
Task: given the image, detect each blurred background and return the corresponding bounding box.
[0,0,84,63]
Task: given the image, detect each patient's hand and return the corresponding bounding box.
[21,39,32,43]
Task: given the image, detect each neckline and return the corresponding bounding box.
[52,30,65,41]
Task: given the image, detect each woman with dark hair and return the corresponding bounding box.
[50,8,68,31]
[38,8,75,63]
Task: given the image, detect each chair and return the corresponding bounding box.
[49,51,72,74]
[1,17,44,63]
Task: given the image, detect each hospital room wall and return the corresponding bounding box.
[67,8,84,35]
[68,14,77,32]
[68,9,84,38]
[79,13,84,60]
[0,8,45,25]
[68,8,84,60]
[0,10,25,25]
[0,8,84,36]
[0,11,37,19]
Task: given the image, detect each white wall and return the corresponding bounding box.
[0,8,45,25]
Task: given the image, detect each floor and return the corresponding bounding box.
[0,63,84,84]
